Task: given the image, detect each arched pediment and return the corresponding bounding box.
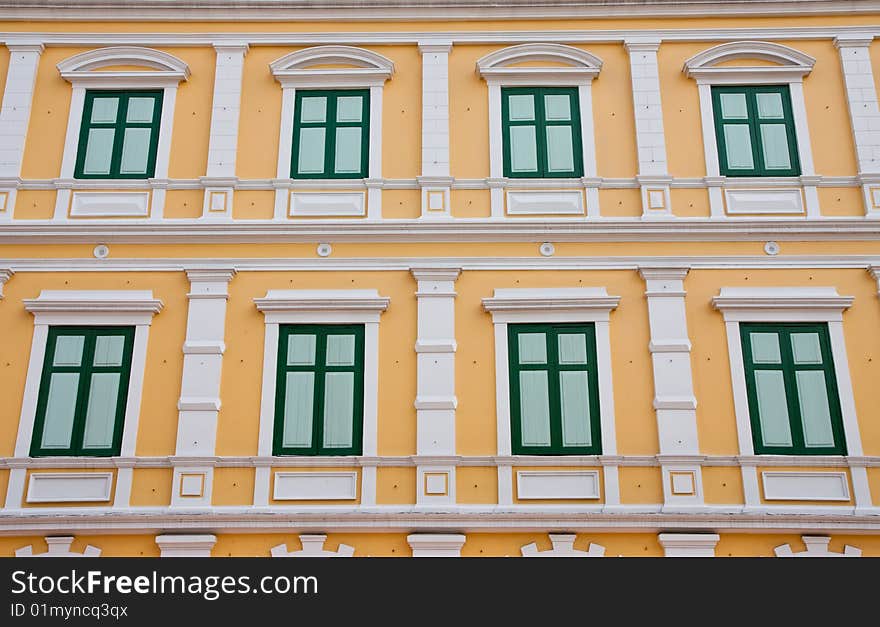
[58,46,190,81]
[477,43,602,83]
[270,45,394,87]
[684,41,815,82]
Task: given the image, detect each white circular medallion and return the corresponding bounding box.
[317,243,332,257]
[539,242,555,257]
[764,241,780,256]
[93,244,110,259]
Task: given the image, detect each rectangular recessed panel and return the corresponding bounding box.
[506,190,585,215]
[516,470,600,500]
[762,471,850,501]
[70,191,151,217]
[273,471,358,501]
[26,472,113,503]
[289,192,365,217]
[724,189,804,215]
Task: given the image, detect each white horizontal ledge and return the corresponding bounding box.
[26,472,113,503]
[762,471,851,501]
[23,290,163,315]
[273,471,358,501]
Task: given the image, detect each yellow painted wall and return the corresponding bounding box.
[618,467,664,504]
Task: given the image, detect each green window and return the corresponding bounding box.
[502,87,584,178]
[30,327,135,457]
[274,325,365,456]
[508,323,601,455]
[712,85,800,177]
[740,323,846,455]
[291,90,370,179]
[74,90,163,179]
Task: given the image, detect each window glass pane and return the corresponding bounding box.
[796,371,835,447]
[558,333,587,365]
[300,97,327,123]
[119,127,152,174]
[323,372,354,448]
[83,128,115,175]
[720,93,748,119]
[559,371,591,447]
[53,335,84,367]
[760,124,792,170]
[756,92,784,119]
[544,94,571,121]
[754,370,793,447]
[326,335,355,366]
[336,96,363,122]
[82,372,120,449]
[334,127,363,174]
[518,333,547,364]
[297,127,326,174]
[510,126,538,172]
[126,97,155,123]
[282,372,314,448]
[93,336,125,367]
[40,373,79,449]
[546,126,574,173]
[723,124,755,170]
[287,335,316,366]
[791,333,823,365]
[519,371,551,447]
[90,98,119,123]
[508,94,535,121]
[750,333,781,364]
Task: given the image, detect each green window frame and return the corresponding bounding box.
[508,323,601,455]
[274,324,365,456]
[501,87,584,178]
[291,89,370,179]
[74,90,163,179]
[711,85,800,177]
[740,323,846,455]
[30,326,135,457]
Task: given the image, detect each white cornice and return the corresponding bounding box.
[712,287,854,314]
[482,287,620,315]
[23,290,163,314]
[57,46,190,86]
[270,45,394,88]
[684,40,815,83]
[254,289,390,313]
[477,43,602,84]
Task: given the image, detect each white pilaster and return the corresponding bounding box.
[0,42,43,220]
[407,534,466,557]
[156,535,216,557]
[171,269,235,507]
[625,38,672,218]
[835,35,880,216]
[202,43,248,220]
[658,533,719,557]
[0,268,13,298]
[411,267,461,506]
[639,267,703,510]
[418,40,453,218]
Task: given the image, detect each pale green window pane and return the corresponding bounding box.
[93,336,125,367]
[336,96,363,122]
[83,128,115,175]
[518,333,547,365]
[720,93,748,119]
[40,373,79,449]
[796,371,835,447]
[723,125,755,169]
[334,127,362,173]
[323,372,354,448]
[754,370,793,447]
[300,97,327,123]
[510,126,538,172]
[282,372,314,448]
[558,333,587,365]
[519,370,551,447]
[756,93,784,119]
[791,333,823,365]
[53,335,84,367]
[119,127,152,174]
[90,98,119,123]
[559,371,591,447]
[82,372,120,449]
[750,333,781,364]
[544,94,571,121]
[297,128,326,174]
[126,97,155,123]
[326,335,355,366]
[287,335,316,366]
[760,124,792,170]
[508,94,535,121]
[546,126,574,173]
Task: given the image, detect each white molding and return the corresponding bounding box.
[155,534,215,557]
[290,191,365,217]
[761,471,850,501]
[521,534,605,557]
[658,533,720,557]
[419,40,452,217]
[407,533,466,557]
[57,46,189,80]
[15,536,100,558]
[271,534,354,557]
[516,470,601,500]
[724,188,804,215]
[0,268,13,299]
[482,287,620,320]
[506,190,584,215]
[26,472,114,503]
[273,471,359,501]
[712,287,854,319]
[476,43,602,83]
[70,191,151,217]
[23,289,163,322]
[774,536,862,557]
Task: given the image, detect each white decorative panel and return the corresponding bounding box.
[289,192,365,217]
[762,471,850,501]
[516,470,600,500]
[273,471,358,501]
[26,472,113,503]
[70,191,151,217]
[724,188,804,215]
[506,190,584,215]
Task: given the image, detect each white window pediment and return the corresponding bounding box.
[57,46,190,88]
[270,45,394,88]
[477,43,603,85]
[684,41,815,85]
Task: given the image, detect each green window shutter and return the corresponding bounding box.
[274,325,365,456]
[291,90,370,179]
[30,327,135,457]
[501,87,584,179]
[740,323,846,455]
[712,85,800,177]
[74,90,163,180]
[508,323,601,455]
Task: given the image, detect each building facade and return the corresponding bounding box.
[1,0,880,557]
